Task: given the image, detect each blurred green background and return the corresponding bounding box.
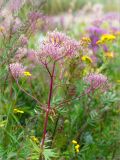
[43,0,120,14]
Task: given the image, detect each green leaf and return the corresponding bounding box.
[43,148,58,160]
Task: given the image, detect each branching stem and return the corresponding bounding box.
[41,62,56,148]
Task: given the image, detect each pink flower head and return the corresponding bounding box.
[65,38,80,57]
[47,31,68,46]
[84,73,108,93]
[40,43,64,60]
[38,31,80,62]
[9,63,26,78]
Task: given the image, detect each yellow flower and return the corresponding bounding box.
[72,140,80,153]
[76,148,80,153]
[82,37,91,43]
[24,71,32,76]
[96,40,102,44]
[30,136,39,144]
[105,52,114,58]
[72,140,77,144]
[0,26,4,32]
[14,108,24,114]
[80,37,91,48]
[75,144,80,149]
[75,144,80,153]
[96,34,116,44]
[81,55,92,63]
[101,34,116,41]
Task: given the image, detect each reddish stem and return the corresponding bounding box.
[41,62,55,148]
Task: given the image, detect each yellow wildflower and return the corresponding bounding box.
[72,140,80,153]
[105,52,114,58]
[80,37,91,48]
[82,37,91,43]
[75,144,80,149]
[96,34,116,44]
[76,148,79,153]
[0,26,4,32]
[30,136,39,144]
[81,55,92,63]
[101,34,116,41]
[14,108,24,114]
[72,140,77,144]
[24,71,32,76]
[96,40,103,45]
[75,144,80,153]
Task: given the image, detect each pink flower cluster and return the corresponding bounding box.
[84,73,108,93]
[9,63,26,78]
[37,31,80,62]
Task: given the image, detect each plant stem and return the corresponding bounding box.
[41,62,55,148]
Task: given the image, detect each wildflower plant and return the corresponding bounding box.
[36,30,81,157]
[9,63,26,79]
[84,73,108,93]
